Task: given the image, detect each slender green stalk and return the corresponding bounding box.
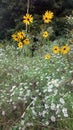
[26,0,30,33]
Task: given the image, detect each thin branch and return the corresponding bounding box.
[26,0,30,33]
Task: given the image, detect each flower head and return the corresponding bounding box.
[43,11,54,23]
[45,54,51,60]
[23,38,30,45]
[42,31,49,38]
[51,116,56,122]
[52,46,60,54]
[12,34,19,42]
[18,42,23,48]
[61,45,70,54]
[17,31,26,39]
[23,13,33,25]
[12,31,26,42]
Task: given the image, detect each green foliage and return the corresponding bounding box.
[0,42,73,130]
[0,1,73,130]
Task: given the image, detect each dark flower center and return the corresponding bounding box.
[27,18,30,21]
[64,48,66,50]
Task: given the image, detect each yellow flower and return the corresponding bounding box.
[45,54,51,60]
[42,31,49,38]
[12,34,19,42]
[52,46,60,54]
[23,13,33,25]
[17,31,26,39]
[61,45,70,54]
[23,38,30,45]
[18,42,23,48]
[43,11,54,23]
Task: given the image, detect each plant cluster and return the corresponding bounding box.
[0,41,73,130]
[12,11,71,58]
[0,7,73,130]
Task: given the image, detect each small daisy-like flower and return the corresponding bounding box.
[51,103,56,110]
[43,11,54,23]
[51,116,56,122]
[59,98,65,104]
[18,42,23,48]
[52,46,60,54]
[23,38,30,45]
[42,31,49,38]
[2,111,5,116]
[45,54,51,60]
[23,13,33,25]
[61,45,70,54]
[12,34,19,42]
[17,31,26,39]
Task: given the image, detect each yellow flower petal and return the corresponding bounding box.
[61,45,70,54]
[42,31,49,38]
[23,38,30,45]
[18,42,23,48]
[43,11,54,23]
[23,13,33,25]
[45,54,51,59]
[52,46,60,54]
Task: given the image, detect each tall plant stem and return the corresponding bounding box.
[26,0,30,33]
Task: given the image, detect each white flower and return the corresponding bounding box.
[43,89,47,93]
[26,123,33,127]
[58,114,61,117]
[56,108,60,114]
[51,79,59,84]
[20,82,24,85]
[61,76,65,80]
[62,107,68,117]
[39,112,42,116]
[64,113,68,117]
[48,88,52,92]
[62,108,67,113]
[42,110,47,117]
[47,85,53,92]
[19,127,22,130]
[18,97,21,100]
[60,98,65,104]
[32,110,37,116]
[44,96,49,100]
[38,92,41,95]
[26,90,31,96]
[54,89,58,95]
[36,82,39,85]
[10,99,12,102]
[51,103,56,110]
[10,85,16,92]
[51,116,56,122]
[55,83,59,87]
[56,104,61,109]
[45,104,49,109]
[2,111,5,116]
[35,89,39,92]
[71,80,73,85]
[56,104,61,114]
[24,86,28,89]
[13,105,17,110]
[19,91,23,96]
[45,121,49,125]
